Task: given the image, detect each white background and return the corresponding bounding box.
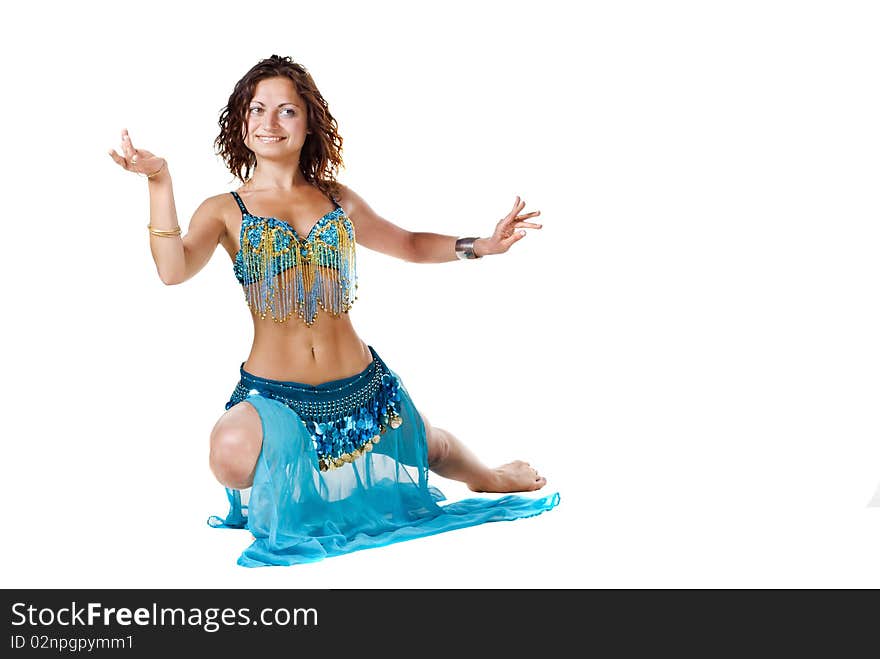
[1,0,879,588]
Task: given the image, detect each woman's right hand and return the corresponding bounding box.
[107,128,166,177]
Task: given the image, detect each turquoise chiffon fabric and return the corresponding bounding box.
[209,352,560,567]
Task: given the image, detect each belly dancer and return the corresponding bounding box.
[109,54,559,567]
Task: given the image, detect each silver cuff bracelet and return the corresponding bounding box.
[455,236,481,260]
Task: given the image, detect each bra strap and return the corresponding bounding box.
[230,191,250,216]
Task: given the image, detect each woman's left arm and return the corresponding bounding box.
[337,186,542,264]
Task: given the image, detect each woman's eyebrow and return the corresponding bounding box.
[250,100,300,108]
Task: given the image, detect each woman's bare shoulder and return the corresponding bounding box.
[199,191,241,221]
[188,192,241,255]
[333,182,360,215]
[204,190,239,206]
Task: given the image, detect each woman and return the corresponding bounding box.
[109,55,559,567]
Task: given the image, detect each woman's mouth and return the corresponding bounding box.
[257,136,286,143]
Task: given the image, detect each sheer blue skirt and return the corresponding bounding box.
[208,345,559,567]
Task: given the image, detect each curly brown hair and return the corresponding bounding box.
[214,55,344,200]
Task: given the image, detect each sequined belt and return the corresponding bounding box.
[225,345,403,472]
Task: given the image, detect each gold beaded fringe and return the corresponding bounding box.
[240,218,357,326]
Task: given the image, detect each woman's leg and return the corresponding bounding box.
[420,411,546,493]
[209,400,545,493]
[209,401,263,489]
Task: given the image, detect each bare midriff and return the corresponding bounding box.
[242,311,373,385]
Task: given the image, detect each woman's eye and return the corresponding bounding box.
[249,108,295,116]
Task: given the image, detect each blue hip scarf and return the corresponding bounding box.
[225,345,405,472]
[209,345,560,567]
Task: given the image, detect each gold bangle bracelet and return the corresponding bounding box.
[148,224,182,237]
[144,160,167,179]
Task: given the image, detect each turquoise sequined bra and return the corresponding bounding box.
[231,191,357,327]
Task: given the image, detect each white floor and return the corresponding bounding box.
[3,443,879,588]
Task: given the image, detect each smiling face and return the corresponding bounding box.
[242,76,310,158]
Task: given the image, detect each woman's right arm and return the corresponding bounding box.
[109,129,225,285]
[146,167,224,285]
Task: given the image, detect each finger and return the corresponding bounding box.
[122,129,136,160]
[513,222,542,229]
[501,230,527,247]
[512,198,528,218]
[510,196,526,216]
[506,208,530,224]
[108,149,132,169]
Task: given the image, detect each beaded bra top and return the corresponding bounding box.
[231,191,358,327]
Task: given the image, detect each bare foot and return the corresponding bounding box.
[468,460,547,493]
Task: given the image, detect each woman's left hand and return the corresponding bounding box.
[478,196,543,256]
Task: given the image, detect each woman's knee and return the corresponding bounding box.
[209,402,262,489]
